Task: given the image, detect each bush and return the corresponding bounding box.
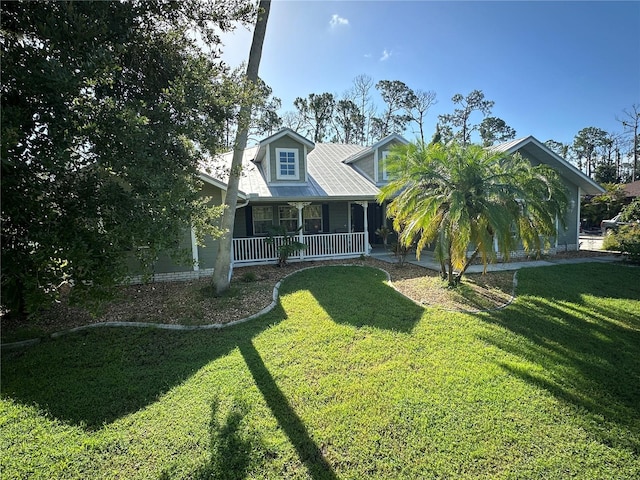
[602,230,621,251]
[620,197,640,222]
[240,271,257,283]
[617,224,640,264]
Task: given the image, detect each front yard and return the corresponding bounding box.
[1,262,639,478]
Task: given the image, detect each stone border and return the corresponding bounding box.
[1,264,517,350]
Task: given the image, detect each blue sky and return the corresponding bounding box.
[221,1,640,146]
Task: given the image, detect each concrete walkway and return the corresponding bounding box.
[369,246,621,273]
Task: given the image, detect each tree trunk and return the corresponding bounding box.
[454,246,481,284]
[212,1,271,294]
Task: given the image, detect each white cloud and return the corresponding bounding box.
[380,49,392,61]
[329,14,349,28]
[364,53,372,59]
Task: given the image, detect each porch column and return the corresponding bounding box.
[288,201,311,259]
[190,225,199,271]
[355,201,370,255]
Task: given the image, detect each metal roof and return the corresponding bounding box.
[201,143,380,201]
[201,133,605,200]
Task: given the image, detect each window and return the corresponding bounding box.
[278,205,298,232]
[276,148,299,180]
[304,205,323,233]
[253,206,273,235]
[381,150,389,180]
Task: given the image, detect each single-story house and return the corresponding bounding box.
[135,128,604,282]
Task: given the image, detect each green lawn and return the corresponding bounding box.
[2,263,639,479]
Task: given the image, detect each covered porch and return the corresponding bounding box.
[230,200,385,266]
[232,231,368,266]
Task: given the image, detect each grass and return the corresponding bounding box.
[1,263,639,479]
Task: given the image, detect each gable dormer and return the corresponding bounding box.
[253,128,315,185]
[343,133,408,185]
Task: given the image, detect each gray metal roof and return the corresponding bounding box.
[201,143,380,201]
[493,136,605,195]
[200,133,604,200]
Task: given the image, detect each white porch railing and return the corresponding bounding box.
[232,232,367,266]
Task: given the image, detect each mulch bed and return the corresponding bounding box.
[2,249,611,339]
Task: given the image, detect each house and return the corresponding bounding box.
[136,129,604,282]
[623,179,640,199]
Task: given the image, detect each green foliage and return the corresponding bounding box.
[605,224,640,263]
[265,225,307,267]
[1,1,254,316]
[572,126,609,176]
[2,264,639,478]
[580,183,627,229]
[240,271,258,283]
[370,80,414,140]
[379,141,568,285]
[602,230,621,251]
[478,116,516,147]
[620,197,640,222]
[437,90,495,145]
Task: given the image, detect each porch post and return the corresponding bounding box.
[356,201,370,255]
[288,201,311,259]
[190,225,200,271]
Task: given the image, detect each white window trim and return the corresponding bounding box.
[276,148,299,180]
[381,150,389,180]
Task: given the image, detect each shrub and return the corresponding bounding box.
[602,230,621,251]
[620,197,640,222]
[617,224,640,264]
[240,271,257,283]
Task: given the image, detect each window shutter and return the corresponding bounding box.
[322,204,329,233]
[245,206,253,236]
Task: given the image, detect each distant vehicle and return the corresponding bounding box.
[600,214,632,234]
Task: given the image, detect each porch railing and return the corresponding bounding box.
[232,232,367,265]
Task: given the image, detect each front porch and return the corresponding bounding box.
[232,231,368,266]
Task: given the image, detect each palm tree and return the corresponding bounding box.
[378,141,568,286]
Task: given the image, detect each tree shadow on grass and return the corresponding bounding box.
[475,263,640,451]
[239,340,338,480]
[0,310,283,429]
[1,265,423,477]
[186,397,254,480]
[283,265,424,333]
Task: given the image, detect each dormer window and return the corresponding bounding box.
[276,148,299,180]
[381,150,389,180]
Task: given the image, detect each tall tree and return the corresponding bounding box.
[544,139,571,159]
[333,99,364,144]
[349,74,377,144]
[437,90,494,145]
[404,89,437,143]
[1,0,253,315]
[479,116,516,146]
[212,0,271,294]
[617,103,640,181]
[572,127,608,178]
[371,80,413,140]
[293,92,335,142]
[379,142,567,285]
[219,69,281,148]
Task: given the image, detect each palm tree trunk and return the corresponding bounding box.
[454,246,480,284]
[212,1,271,294]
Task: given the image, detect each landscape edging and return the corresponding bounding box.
[1,264,517,349]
